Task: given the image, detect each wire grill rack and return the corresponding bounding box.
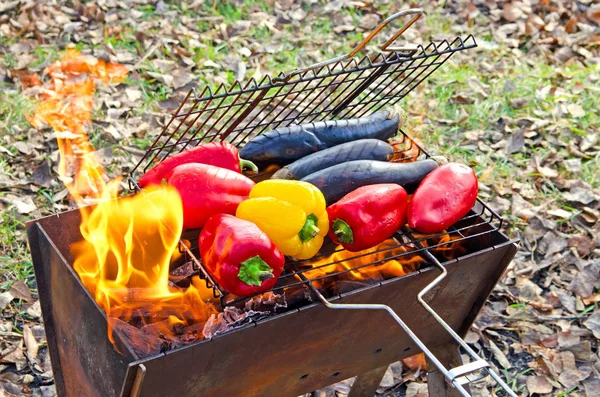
[129,32,476,183]
[174,130,503,307]
[128,9,518,396]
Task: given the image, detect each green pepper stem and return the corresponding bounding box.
[238,256,274,287]
[298,214,320,243]
[332,218,354,244]
[239,158,259,173]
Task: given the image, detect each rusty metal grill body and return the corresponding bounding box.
[27,10,519,397]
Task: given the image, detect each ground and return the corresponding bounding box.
[0,0,599,396]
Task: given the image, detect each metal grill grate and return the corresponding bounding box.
[129,33,476,186]
[172,130,503,306]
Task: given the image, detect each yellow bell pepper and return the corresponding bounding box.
[236,180,329,260]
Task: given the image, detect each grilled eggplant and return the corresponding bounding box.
[239,107,406,168]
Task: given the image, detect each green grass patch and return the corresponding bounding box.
[0,88,35,137]
[0,210,34,290]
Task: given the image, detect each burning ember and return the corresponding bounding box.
[305,239,422,287]
[24,50,216,353]
[303,233,467,291]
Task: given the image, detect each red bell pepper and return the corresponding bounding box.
[167,163,255,229]
[327,184,408,252]
[138,142,257,188]
[407,163,478,234]
[199,214,285,297]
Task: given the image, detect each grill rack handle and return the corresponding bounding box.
[297,245,518,397]
[273,8,424,83]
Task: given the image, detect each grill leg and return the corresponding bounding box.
[427,344,469,397]
[348,365,388,397]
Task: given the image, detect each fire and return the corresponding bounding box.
[24,50,214,351]
[415,232,469,261]
[390,135,422,162]
[304,232,468,288]
[25,49,128,204]
[304,239,424,287]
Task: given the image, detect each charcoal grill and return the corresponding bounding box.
[27,10,520,397]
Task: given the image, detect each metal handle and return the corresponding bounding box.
[274,8,424,82]
[129,364,146,397]
[298,243,518,397]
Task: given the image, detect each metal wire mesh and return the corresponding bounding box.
[129,35,476,185]
[128,31,495,307]
[169,130,503,307]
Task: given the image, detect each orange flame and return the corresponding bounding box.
[26,49,128,203]
[304,233,468,288]
[25,50,214,351]
[304,240,424,287]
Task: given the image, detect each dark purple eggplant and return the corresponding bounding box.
[301,157,447,205]
[272,139,393,180]
[239,106,405,168]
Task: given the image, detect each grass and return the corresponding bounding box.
[0,89,35,136]
[495,367,533,394]
[556,387,578,397]
[411,55,600,195]
[0,209,35,290]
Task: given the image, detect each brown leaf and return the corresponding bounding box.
[563,186,596,205]
[558,351,590,389]
[0,343,27,370]
[583,374,600,397]
[8,280,32,303]
[32,161,52,188]
[450,94,475,104]
[23,324,39,361]
[586,6,600,25]
[488,340,511,369]
[583,309,600,339]
[506,129,525,154]
[509,97,528,109]
[360,13,380,30]
[526,375,553,395]
[333,25,355,34]
[568,235,593,257]
[503,2,523,22]
[565,16,578,33]
[26,300,42,318]
[13,141,33,155]
[526,14,545,34]
[0,292,15,310]
[402,354,427,371]
[467,76,490,96]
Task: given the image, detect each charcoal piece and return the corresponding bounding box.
[169,261,198,287]
[108,317,163,358]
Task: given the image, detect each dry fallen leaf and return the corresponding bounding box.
[23,324,39,360]
[402,354,427,371]
[567,104,585,118]
[9,280,33,303]
[583,309,600,339]
[558,351,590,389]
[536,165,558,178]
[526,375,554,394]
[0,291,15,310]
[488,339,512,369]
[27,301,42,318]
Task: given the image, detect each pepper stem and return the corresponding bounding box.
[332,218,354,244]
[239,158,259,173]
[238,256,274,287]
[298,214,320,243]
